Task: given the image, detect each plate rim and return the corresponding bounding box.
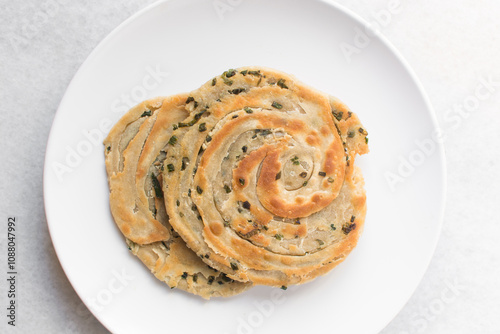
[43,0,447,333]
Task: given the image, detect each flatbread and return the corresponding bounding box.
[163,67,369,287]
[104,95,252,298]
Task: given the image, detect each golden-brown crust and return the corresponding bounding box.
[104,96,252,299]
[163,66,369,287]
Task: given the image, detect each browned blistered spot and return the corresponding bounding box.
[282,224,294,235]
[122,224,131,235]
[281,256,293,265]
[262,253,272,262]
[323,137,344,175]
[282,223,307,238]
[258,117,306,135]
[251,233,271,247]
[296,224,307,238]
[269,197,284,211]
[295,196,305,204]
[320,125,330,136]
[306,134,319,146]
[210,222,224,236]
[311,193,322,203]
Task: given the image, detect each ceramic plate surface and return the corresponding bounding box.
[44,0,446,333]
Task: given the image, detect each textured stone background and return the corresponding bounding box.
[0,0,499,333]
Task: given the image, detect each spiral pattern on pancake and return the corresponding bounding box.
[163,67,369,286]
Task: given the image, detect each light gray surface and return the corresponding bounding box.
[0,0,499,333]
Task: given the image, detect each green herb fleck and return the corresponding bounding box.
[221,273,232,282]
[299,172,307,178]
[303,181,308,187]
[332,111,343,121]
[167,164,175,172]
[281,286,287,290]
[331,224,336,231]
[211,78,217,86]
[176,200,180,206]
[348,131,355,138]
[186,96,194,104]
[151,173,163,199]
[272,101,283,109]
[230,262,239,271]
[248,70,261,76]
[242,146,248,153]
[140,110,152,117]
[318,171,326,177]
[275,234,283,241]
[225,69,236,77]
[328,177,334,183]
[277,78,288,89]
[365,137,369,144]
[317,239,324,246]
[359,127,368,135]
[342,222,356,235]
[240,70,248,75]
[208,276,215,285]
[239,178,245,186]
[172,124,178,130]
[221,69,236,85]
[275,171,282,180]
[291,156,300,165]
[196,186,203,195]
[224,185,232,193]
[244,107,253,114]
[351,216,356,222]
[206,135,212,142]
[168,136,177,145]
[181,272,188,279]
[199,123,207,132]
[229,88,246,95]
[193,274,198,283]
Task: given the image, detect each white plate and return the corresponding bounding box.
[44,0,446,333]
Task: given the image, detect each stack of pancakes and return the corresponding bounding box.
[104,67,369,299]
